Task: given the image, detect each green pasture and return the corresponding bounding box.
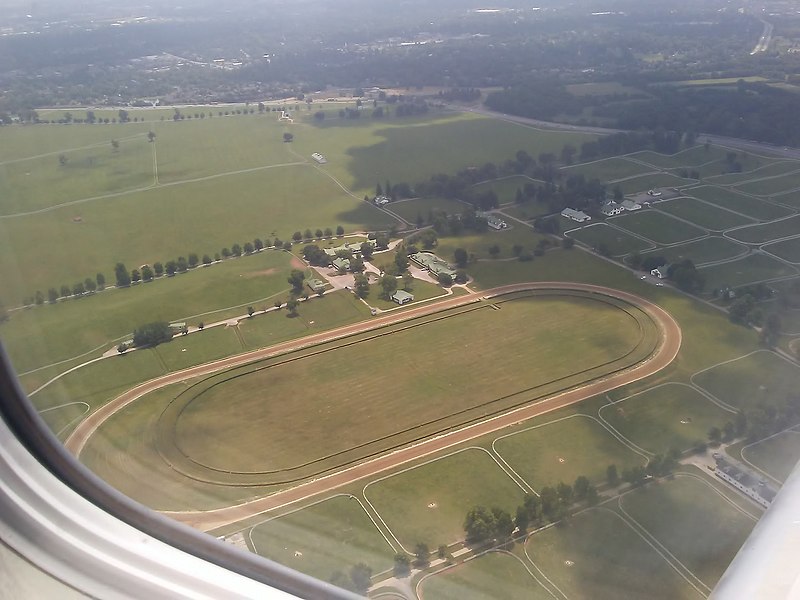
[741,430,800,483]
[384,197,469,223]
[293,111,596,195]
[171,293,648,476]
[366,279,445,310]
[620,474,756,588]
[693,350,800,411]
[562,157,654,182]
[616,173,695,195]
[566,223,653,256]
[612,210,706,245]
[699,253,797,291]
[499,203,551,221]
[419,551,552,600]
[599,384,733,455]
[764,237,800,263]
[80,382,268,511]
[0,136,154,215]
[248,495,394,581]
[37,104,262,123]
[735,170,800,196]
[471,175,545,205]
[154,326,244,372]
[236,289,371,350]
[630,145,734,169]
[363,448,525,548]
[640,236,747,266]
[0,121,154,163]
[492,415,645,488]
[0,165,391,306]
[526,508,699,600]
[566,82,647,96]
[686,186,793,221]
[656,197,755,231]
[466,248,759,378]
[726,215,800,244]
[708,161,800,186]
[669,76,768,86]
[0,250,296,374]
[434,225,548,261]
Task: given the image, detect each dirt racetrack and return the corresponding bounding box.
[64,282,681,532]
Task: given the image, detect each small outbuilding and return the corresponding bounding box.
[561,208,591,223]
[391,290,415,305]
[601,201,624,216]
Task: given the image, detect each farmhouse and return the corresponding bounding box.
[410,252,457,279]
[621,199,642,211]
[651,264,672,279]
[306,279,326,293]
[601,201,624,216]
[714,459,776,509]
[311,153,327,164]
[332,257,351,271]
[391,290,415,305]
[561,208,591,223]
[485,214,508,230]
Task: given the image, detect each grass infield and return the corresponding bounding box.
[248,495,395,581]
[610,210,706,245]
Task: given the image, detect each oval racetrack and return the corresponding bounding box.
[65,282,681,531]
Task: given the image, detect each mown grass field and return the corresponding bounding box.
[0,110,594,307]
[419,551,552,600]
[526,508,700,600]
[567,223,653,256]
[2,250,296,374]
[562,157,654,182]
[433,225,547,261]
[693,350,800,411]
[620,474,757,588]
[763,236,800,263]
[630,146,728,169]
[611,210,707,245]
[708,161,800,186]
[384,197,469,223]
[686,186,793,221]
[471,175,545,205]
[741,429,800,483]
[640,237,747,266]
[171,293,648,475]
[248,495,395,581]
[735,170,800,197]
[492,415,645,488]
[363,448,525,549]
[366,279,445,310]
[699,253,797,291]
[599,384,733,455]
[726,215,800,244]
[616,173,695,195]
[656,197,755,231]
[499,203,552,221]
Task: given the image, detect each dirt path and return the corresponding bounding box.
[64,282,681,532]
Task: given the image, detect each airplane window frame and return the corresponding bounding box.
[0,343,360,600]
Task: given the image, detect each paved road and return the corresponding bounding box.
[64,282,680,532]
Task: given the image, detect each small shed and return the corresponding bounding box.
[391,290,415,305]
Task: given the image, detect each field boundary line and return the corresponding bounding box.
[522,533,571,600]
[672,471,761,521]
[603,506,709,597]
[739,422,800,485]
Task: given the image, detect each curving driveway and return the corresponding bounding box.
[64,282,681,531]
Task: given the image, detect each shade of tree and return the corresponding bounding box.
[47,288,59,304]
[34,290,44,305]
[111,139,119,152]
[708,426,722,443]
[324,227,333,238]
[176,257,188,272]
[84,277,97,293]
[488,244,500,258]
[188,253,199,267]
[453,248,468,268]
[287,270,306,294]
[147,131,156,142]
[380,275,398,299]
[336,225,345,236]
[130,269,141,284]
[141,265,153,282]
[349,563,372,594]
[60,284,71,298]
[283,132,294,142]
[165,260,177,276]
[132,322,173,347]
[96,272,106,289]
[202,254,212,265]
[438,272,453,287]
[354,274,369,298]
[393,554,411,578]
[286,298,299,316]
[230,244,242,257]
[414,543,430,567]
[247,306,255,317]
[253,238,264,251]
[463,506,497,544]
[573,476,591,502]
[153,263,163,277]
[58,154,67,166]
[221,247,231,258]
[394,249,409,272]
[303,229,313,241]
[360,242,374,260]
[114,262,131,287]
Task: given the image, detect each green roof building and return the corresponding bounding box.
[410,252,457,279]
[391,290,415,305]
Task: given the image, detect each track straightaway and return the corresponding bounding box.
[64,282,682,532]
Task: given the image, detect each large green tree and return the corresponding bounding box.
[132,322,173,347]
